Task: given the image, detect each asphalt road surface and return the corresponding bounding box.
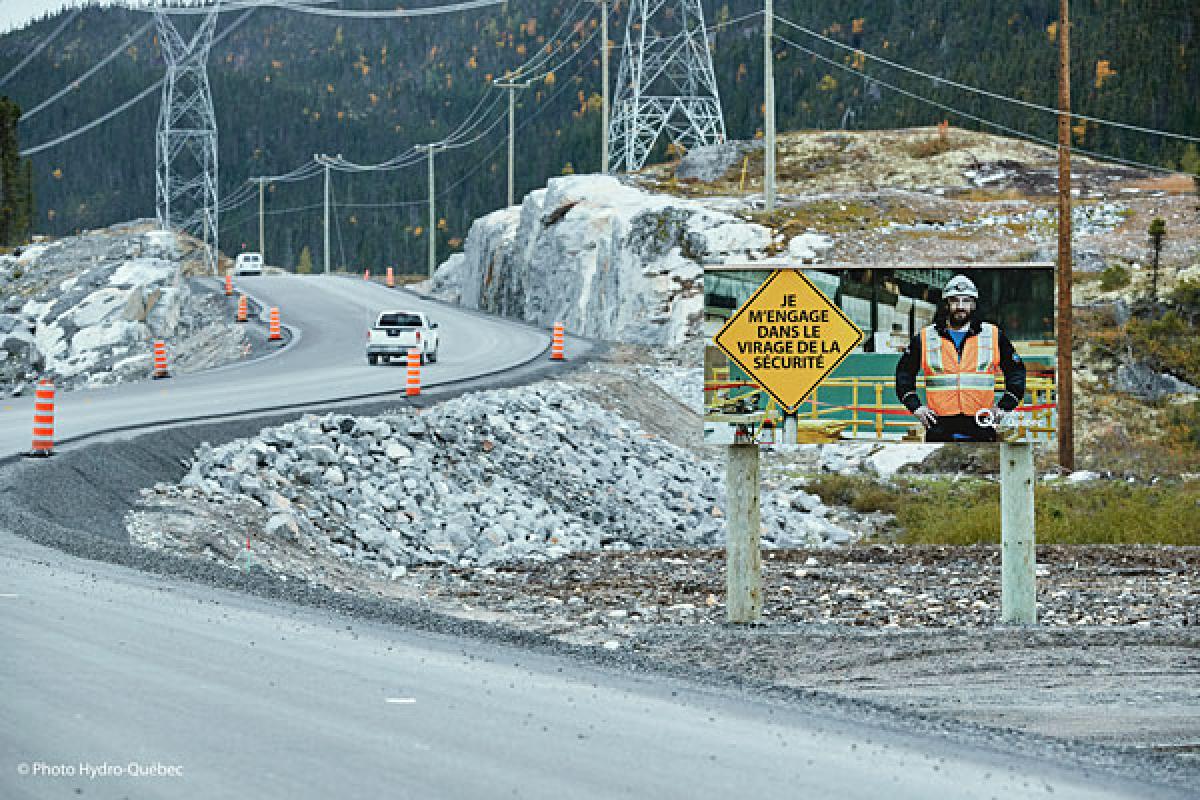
[1,532,1177,800]
[0,275,557,458]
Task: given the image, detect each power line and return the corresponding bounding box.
[20,82,159,156]
[506,0,592,81]
[437,49,586,198]
[510,22,600,85]
[135,0,338,15]
[19,8,257,155]
[267,0,510,18]
[18,20,154,121]
[772,33,1179,177]
[0,9,82,89]
[773,13,1200,145]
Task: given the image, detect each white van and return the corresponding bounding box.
[234,252,264,276]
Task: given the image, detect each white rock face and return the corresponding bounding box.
[432,175,773,345]
[1,222,248,394]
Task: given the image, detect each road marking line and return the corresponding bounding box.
[385,697,416,705]
[0,593,19,599]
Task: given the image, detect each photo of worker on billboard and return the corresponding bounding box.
[703,265,1057,446]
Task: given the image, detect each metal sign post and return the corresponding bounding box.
[1000,441,1037,624]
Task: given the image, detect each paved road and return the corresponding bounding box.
[0,532,1173,800]
[0,275,558,458]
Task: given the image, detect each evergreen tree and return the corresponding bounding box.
[297,245,313,274]
[0,96,21,246]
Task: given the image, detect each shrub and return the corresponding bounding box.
[1098,263,1131,291]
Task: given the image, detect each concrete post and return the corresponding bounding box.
[782,413,796,445]
[726,444,762,623]
[1000,441,1037,624]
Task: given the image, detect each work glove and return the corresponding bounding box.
[913,405,938,429]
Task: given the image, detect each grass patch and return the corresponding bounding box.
[744,199,908,240]
[805,474,1200,545]
[901,133,969,159]
[1099,263,1131,291]
[952,188,1031,203]
[1127,311,1200,386]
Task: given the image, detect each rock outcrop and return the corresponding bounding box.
[432,175,777,345]
[0,222,247,395]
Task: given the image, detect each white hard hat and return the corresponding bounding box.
[943,274,978,299]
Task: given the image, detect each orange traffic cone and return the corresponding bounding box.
[268,307,282,341]
[224,274,233,296]
[551,322,565,361]
[406,348,421,396]
[152,340,170,379]
[364,269,370,281]
[28,379,55,457]
[236,295,248,323]
[386,267,395,288]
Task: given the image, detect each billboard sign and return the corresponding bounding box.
[704,265,1057,446]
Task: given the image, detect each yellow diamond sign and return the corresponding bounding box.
[714,269,864,412]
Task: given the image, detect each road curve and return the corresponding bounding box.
[0,275,569,459]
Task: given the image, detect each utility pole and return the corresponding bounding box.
[256,178,265,264]
[599,0,610,173]
[1056,0,1074,471]
[314,154,329,275]
[494,78,530,207]
[416,143,444,279]
[764,0,776,212]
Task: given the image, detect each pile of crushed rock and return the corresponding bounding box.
[129,383,870,577]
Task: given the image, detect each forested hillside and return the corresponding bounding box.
[0,0,1197,272]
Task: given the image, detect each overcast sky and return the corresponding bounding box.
[1,2,134,34]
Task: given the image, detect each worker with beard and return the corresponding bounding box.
[894,274,1026,442]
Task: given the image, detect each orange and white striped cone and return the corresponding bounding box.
[364,269,370,281]
[268,307,282,342]
[236,295,248,323]
[28,379,55,457]
[152,340,170,379]
[406,348,421,397]
[551,322,565,361]
[386,267,395,288]
[224,274,233,296]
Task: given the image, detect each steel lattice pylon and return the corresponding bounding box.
[155,3,219,274]
[608,0,725,173]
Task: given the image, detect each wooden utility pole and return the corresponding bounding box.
[256,178,266,266]
[1056,0,1074,471]
[763,0,776,212]
[416,143,444,279]
[494,78,530,207]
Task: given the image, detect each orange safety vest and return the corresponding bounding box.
[919,323,999,417]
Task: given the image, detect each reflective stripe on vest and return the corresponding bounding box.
[919,323,1000,417]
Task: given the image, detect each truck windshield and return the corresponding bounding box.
[378,313,422,327]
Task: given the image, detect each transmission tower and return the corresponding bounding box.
[608,0,726,172]
[155,3,220,274]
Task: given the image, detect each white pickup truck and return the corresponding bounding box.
[366,310,440,365]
